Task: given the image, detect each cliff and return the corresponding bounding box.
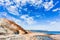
[0,18,28,35]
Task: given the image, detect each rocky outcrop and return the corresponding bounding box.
[0,18,28,35]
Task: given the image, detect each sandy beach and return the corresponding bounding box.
[0,32,60,40]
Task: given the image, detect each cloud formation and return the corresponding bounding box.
[52,8,60,12]
[0,0,58,12]
[20,15,36,25]
[6,6,20,15]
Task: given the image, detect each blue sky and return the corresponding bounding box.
[0,0,60,31]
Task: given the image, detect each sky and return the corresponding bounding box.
[0,0,60,31]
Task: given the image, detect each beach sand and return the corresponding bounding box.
[0,32,60,40]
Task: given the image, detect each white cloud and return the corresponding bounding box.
[0,0,20,16]
[23,8,28,11]
[20,15,36,25]
[13,0,21,7]
[13,0,28,7]
[52,8,60,12]
[42,0,59,11]
[49,21,57,25]
[6,6,20,15]
[28,20,60,31]
[42,0,54,11]
[0,0,59,12]
[4,0,12,6]
[48,21,60,31]
[36,15,40,17]
[0,0,5,5]
[28,25,48,30]
[0,0,4,2]
[12,0,43,7]
[0,12,7,17]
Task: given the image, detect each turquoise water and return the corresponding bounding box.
[30,30,60,34]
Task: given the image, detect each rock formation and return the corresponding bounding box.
[0,18,28,35]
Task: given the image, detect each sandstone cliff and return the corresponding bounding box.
[0,18,28,35]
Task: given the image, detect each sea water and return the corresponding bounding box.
[30,30,60,34]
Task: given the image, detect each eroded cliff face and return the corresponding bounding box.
[0,18,28,35]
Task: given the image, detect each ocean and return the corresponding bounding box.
[30,30,60,34]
